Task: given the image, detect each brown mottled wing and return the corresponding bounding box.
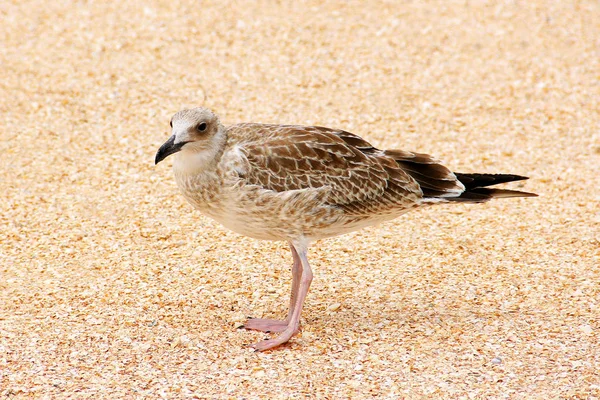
[229,124,422,212]
[319,129,464,198]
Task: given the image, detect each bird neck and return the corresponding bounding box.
[173,128,227,177]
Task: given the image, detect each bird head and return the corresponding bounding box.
[155,107,223,165]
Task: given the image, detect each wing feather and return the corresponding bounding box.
[226,124,422,212]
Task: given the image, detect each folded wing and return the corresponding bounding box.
[228,124,423,214]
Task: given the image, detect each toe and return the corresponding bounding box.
[249,327,298,351]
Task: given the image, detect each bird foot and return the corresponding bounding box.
[241,318,290,333]
[249,325,300,352]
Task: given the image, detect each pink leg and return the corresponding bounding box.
[286,244,302,321]
[250,243,313,351]
[242,244,302,333]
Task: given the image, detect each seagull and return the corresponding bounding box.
[155,107,537,351]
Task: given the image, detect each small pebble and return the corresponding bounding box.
[252,370,266,378]
[491,357,502,364]
[580,325,593,335]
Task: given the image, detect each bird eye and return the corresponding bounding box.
[197,122,207,132]
[169,120,173,128]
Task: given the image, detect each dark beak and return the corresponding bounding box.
[155,135,185,165]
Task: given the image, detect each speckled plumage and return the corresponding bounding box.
[155,107,537,351]
[174,122,427,242]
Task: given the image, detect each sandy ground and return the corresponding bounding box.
[1,0,599,398]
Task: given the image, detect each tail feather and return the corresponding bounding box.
[377,146,538,203]
[447,173,537,203]
[453,173,529,190]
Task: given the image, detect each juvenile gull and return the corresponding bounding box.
[155,107,537,351]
